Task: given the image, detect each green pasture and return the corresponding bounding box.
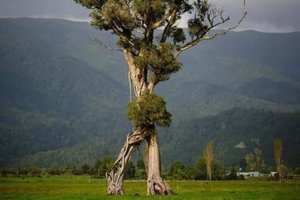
[0,176,299,200]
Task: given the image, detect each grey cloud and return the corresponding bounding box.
[0,0,90,21]
[210,0,300,32]
[0,0,299,32]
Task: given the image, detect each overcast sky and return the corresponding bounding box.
[0,0,299,33]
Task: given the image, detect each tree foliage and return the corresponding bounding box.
[169,161,188,180]
[94,156,114,178]
[245,148,264,172]
[127,93,172,127]
[134,43,181,83]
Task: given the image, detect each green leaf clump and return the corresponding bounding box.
[134,44,182,82]
[128,93,172,127]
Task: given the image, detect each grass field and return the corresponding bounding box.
[0,176,299,200]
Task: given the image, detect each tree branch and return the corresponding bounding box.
[91,37,123,52]
[152,8,175,29]
[175,0,247,58]
[160,10,178,43]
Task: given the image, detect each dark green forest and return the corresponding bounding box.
[0,18,299,169]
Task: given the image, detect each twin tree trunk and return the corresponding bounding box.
[146,129,172,195]
[106,50,171,195]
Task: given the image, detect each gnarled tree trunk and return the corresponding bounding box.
[106,49,172,195]
[106,50,147,195]
[106,50,171,195]
[146,127,172,195]
[106,127,148,194]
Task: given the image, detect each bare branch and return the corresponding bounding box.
[91,37,123,52]
[175,0,247,58]
[152,8,175,29]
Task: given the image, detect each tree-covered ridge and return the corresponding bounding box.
[159,107,300,167]
[0,18,130,167]
[20,107,300,168]
[0,18,299,169]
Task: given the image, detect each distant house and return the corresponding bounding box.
[237,171,260,178]
[270,172,277,177]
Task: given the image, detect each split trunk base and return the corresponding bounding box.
[147,176,172,195]
[106,126,172,195]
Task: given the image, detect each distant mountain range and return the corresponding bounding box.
[0,18,299,168]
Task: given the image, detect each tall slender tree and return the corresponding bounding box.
[274,137,283,182]
[74,0,246,195]
[203,141,214,181]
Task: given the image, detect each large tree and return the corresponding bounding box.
[74,0,246,195]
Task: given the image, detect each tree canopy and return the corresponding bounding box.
[76,0,245,47]
[75,0,246,90]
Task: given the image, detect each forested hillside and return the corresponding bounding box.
[0,18,299,168]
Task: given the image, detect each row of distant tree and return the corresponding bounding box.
[1,138,299,180]
[0,157,138,179]
[1,157,299,181]
[1,159,299,180]
[167,138,300,181]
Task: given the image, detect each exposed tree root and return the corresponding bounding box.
[148,176,172,195]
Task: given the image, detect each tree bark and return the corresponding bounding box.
[146,127,172,195]
[106,127,149,194]
[124,49,148,97]
[106,50,147,195]
[274,138,283,182]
